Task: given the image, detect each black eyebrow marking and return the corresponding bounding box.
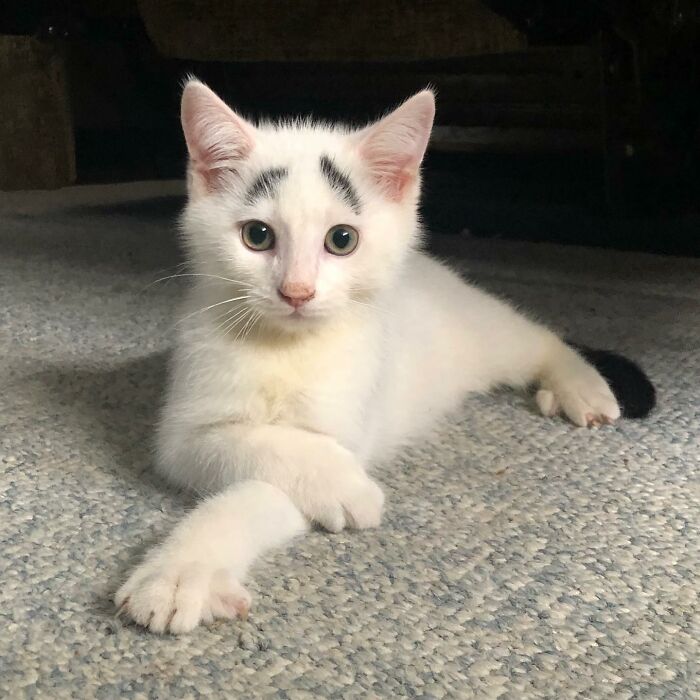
[320,155,361,214]
[245,167,288,204]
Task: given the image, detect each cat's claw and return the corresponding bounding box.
[586,413,603,428]
[115,561,250,634]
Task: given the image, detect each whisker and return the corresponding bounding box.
[234,308,259,342]
[216,305,253,337]
[173,295,253,329]
[233,310,255,342]
[240,310,263,342]
[144,272,255,292]
[349,298,390,317]
[224,309,248,342]
[210,303,247,327]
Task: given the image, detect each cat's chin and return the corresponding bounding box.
[263,309,330,334]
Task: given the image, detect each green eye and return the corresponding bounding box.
[242,220,275,251]
[325,225,359,256]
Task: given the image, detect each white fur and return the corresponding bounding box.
[116,81,620,633]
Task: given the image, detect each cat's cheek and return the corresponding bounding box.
[230,250,276,292]
[312,269,353,314]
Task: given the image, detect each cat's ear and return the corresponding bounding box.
[181,78,255,196]
[356,90,435,201]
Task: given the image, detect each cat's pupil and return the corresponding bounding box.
[249,223,269,245]
[333,229,351,249]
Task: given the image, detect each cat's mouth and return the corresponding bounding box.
[275,303,325,326]
[278,302,314,319]
[286,307,312,320]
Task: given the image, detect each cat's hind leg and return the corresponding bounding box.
[454,285,621,427]
[534,340,621,427]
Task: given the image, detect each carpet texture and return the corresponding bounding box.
[1,183,698,698]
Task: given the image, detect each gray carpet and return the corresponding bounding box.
[1,183,699,699]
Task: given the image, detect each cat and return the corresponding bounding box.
[116,79,626,633]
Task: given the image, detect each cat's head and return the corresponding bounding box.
[180,79,434,332]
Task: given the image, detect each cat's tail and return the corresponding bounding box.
[567,342,656,419]
[115,479,307,634]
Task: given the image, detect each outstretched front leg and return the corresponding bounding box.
[117,422,385,633]
[116,481,307,634]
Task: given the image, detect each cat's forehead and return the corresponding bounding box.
[240,123,363,218]
[251,121,355,167]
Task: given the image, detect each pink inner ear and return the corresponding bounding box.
[363,153,415,201]
[181,80,254,192]
[359,90,435,201]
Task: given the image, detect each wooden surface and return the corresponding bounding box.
[137,0,526,61]
[0,36,75,190]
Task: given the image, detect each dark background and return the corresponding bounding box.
[2,0,699,256]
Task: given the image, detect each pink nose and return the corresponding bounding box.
[278,284,315,309]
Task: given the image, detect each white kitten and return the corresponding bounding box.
[116,80,620,633]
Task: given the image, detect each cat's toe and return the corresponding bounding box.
[167,569,250,633]
[311,502,347,533]
[542,357,621,427]
[306,468,385,532]
[116,571,175,631]
[536,389,559,417]
[209,569,252,621]
[559,387,620,427]
[342,478,385,529]
[115,562,250,634]
[544,351,623,427]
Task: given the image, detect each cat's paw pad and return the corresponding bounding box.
[537,375,620,428]
[115,560,250,634]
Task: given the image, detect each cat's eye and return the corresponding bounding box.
[241,220,275,251]
[324,225,359,256]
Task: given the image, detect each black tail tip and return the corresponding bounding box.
[568,342,656,419]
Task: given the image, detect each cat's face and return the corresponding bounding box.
[180,80,434,332]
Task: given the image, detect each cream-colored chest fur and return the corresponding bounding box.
[172,312,383,454]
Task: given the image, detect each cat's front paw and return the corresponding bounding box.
[115,556,250,634]
[538,358,620,428]
[304,467,385,533]
[294,443,384,533]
